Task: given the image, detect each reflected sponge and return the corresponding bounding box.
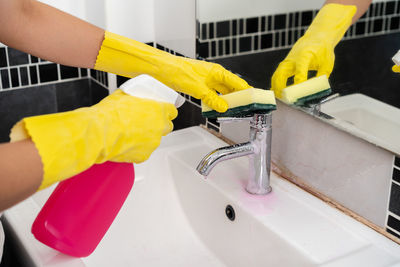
[202,88,276,118]
[281,75,331,105]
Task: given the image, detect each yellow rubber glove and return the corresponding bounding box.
[9,90,178,190]
[271,4,357,98]
[392,65,400,73]
[94,31,250,113]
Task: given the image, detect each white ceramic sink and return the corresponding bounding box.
[3,126,400,267]
[321,93,400,154]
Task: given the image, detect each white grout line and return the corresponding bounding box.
[393,179,400,187]
[389,211,400,222]
[35,65,40,85]
[0,77,87,91]
[17,67,21,87]
[387,226,400,237]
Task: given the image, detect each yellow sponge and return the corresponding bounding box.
[202,88,276,118]
[281,75,331,105]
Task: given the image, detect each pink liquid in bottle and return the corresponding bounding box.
[31,161,134,257]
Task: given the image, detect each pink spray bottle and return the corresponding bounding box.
[31,75,185,257]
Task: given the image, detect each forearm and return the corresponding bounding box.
[325,0,372,23]
[0,0,104,68]
[0,140,43,212]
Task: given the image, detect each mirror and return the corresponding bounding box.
[196,0,400,155]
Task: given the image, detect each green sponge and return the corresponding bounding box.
[202,88,276,118]
[281,75,332,106]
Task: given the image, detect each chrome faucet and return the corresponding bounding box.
[196,113,273,195]
[301,93,340,116]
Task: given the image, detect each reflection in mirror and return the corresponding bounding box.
[196,0,400,155]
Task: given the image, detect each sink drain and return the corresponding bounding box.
[225,205,235,221]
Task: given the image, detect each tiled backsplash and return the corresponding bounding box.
[197,0,400,60]
[388,157,400,238]
[0,46,90,90]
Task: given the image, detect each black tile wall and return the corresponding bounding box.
[39,63,58,83]
[173,101,206,131]
[387,228,400,239]
[0,46,89,90]
[197,1,400,60]
[60,65,79,80]
[7,47,29,66]
[90,79,109,105]
[274,14,286,30]
[246,17,259,33]
[0,47,7,68]
[0,85,57,142]
[239,36,251,52]
[389,182,400,215]
[216,20,230,38]
[20,67,28,86]
[393,166,400,183]
[387,215,400,233]
[56,79,92,112]
[395,157,400,167]
[0,78,109,142]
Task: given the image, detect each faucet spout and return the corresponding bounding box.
[197,113,273,195]
[196,142,254,176]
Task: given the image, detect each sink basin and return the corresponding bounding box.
[321,93,400,154]
[3,126,400,266]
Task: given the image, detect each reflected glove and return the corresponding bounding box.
[271,4,356,98]
[94,31,250,113]
[9,90,178,190]
[392,65,400,73]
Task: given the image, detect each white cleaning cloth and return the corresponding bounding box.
[120,74,185,108]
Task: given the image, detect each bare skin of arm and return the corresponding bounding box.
[0,0,105,211]
[325,0,372,23]
[0,140,43,211]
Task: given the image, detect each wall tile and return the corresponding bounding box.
[60,65,79,80]
[386,1,396,15]
[55,79,92,112]
[209,22,214,39]
[80,68,88,77]
[1,69,10,89]
[0,47,7,68]
[90,79,109,105]
[246,17,259,33]
[216,20,230,38]
[7,47,29,66]
[10,68,19,87]
[173,101,205,131]
[30,55,38,64]
[387,228,400,239]
[239,36,251,52]
[274,14,286,30]
[388,215,400,233]
[19,67,28,86]
[0,85,57,142]
[389,182,400,215]
[29,66,38,85]
[39,63,58,83]
[395,157,400,167]
[261,33,273,49]
[392,167,400,183]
